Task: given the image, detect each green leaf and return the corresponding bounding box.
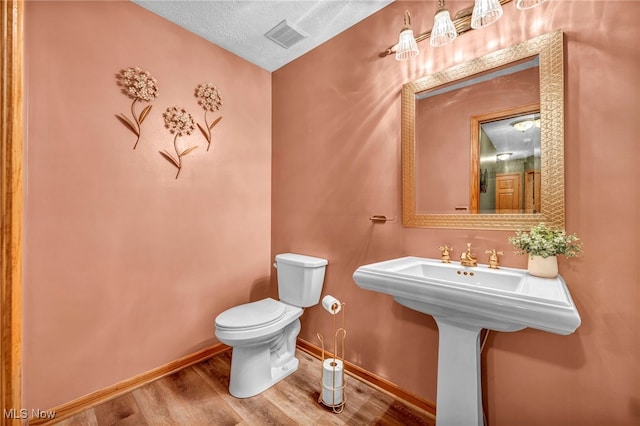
[209,116,222,130]
[116,114,139,136]
[159,150,180,169]
[197,123,210,142]
[180,146,198,157]
[138,105,152,124]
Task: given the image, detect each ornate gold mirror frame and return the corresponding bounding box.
[1,0,23,417]
[402,31,564,230]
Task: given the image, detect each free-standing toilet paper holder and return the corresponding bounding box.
[317,296,346,413]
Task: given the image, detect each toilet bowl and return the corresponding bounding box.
[214,253,328,398]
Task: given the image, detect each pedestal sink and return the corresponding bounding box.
[353,257,581,426]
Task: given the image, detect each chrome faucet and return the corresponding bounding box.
[460,243,477,267]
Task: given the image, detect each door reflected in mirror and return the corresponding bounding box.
[471,104,541,214]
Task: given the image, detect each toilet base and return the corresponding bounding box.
[228,319,301,398]
[271,357,299,388]
[229,350,299,398]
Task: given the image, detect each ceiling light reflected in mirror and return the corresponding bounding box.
[511,117,541,131]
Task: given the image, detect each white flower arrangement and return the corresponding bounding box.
[509,223,582,258]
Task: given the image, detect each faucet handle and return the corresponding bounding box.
[439,245,453,263]
[485,249,504,269]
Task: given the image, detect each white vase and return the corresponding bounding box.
[528,255,558,278]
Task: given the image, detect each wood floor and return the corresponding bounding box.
[51,349,435,426]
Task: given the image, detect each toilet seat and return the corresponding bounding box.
[215,298,303,344]
[215,298,287,331]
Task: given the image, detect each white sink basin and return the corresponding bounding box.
[353,256,581,426]
[392,261,523,291]
[354,256,581,334]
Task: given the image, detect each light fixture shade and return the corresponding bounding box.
[471,0,504,29]
[496,152,513,161]
[430,9,457,47]
[396,29,419,61]
[516,0,549,10]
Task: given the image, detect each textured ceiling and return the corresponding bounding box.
[132,0,394,72]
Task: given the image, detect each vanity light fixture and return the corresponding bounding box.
[385,0,550,60]
[395,10,419,61]
[496,152,513,161]
[430,0,457,47]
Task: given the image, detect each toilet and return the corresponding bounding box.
[214,253,328,398]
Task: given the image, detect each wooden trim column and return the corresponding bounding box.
[1,0,23,423]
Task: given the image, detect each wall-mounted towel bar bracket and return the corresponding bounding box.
[369,215,396,223]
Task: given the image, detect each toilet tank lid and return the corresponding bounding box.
[275,253,328,267]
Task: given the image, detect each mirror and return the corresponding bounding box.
[402,31,564,230]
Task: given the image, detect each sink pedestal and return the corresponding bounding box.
[434,319,483,426]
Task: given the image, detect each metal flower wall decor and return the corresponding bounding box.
[115,68,225,180]
[159,107,198,179]
[194,83,223,151]
[116,67,159,149]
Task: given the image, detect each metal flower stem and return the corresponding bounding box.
[131,98,141,149]
[204,110,212,151]
[173,134,182,179]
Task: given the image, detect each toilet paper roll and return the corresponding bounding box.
[322,295,341,315]
[321,358,344,406]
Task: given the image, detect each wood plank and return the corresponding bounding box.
[51,410,98,426]
[93,393,148,426]
[131,379,188,426]
[156,366,241,426]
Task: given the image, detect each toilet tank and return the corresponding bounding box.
[275,253,328,307]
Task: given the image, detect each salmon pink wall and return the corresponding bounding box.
[273,1,639,425]
[24,1,271,409]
